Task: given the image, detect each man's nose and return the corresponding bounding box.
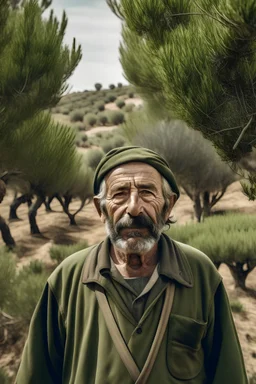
[126,193,143,217]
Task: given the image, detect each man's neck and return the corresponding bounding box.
[110,244,158,278]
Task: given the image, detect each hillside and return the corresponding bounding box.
[50,84,142,151]
[0,86,256,382]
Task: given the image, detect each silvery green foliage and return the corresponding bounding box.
[108,0,256,199]
[0,0,82,137]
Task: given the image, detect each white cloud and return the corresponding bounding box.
[47,1,127,91]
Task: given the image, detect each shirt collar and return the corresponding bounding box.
[81,234,193,288]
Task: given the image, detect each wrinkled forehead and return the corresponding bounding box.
[105,161,162,189]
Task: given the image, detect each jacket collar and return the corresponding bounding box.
[81,234,193,288]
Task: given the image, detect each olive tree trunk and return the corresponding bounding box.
[193,194,203,223]
[227,262,256,297]
[0,215,16,248]
[9,194,32,220]
[28,195,44,235]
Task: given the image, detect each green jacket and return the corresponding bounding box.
[16,235,248,383]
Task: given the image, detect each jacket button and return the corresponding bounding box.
[136,327,142,334]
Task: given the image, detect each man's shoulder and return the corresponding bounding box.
[48,242,102,287]
[173,240,222,283]
[175,240,213,264]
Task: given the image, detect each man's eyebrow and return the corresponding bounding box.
[110,183,130,192]
[136,182,157,191]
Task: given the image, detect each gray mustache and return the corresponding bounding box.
[115,214,154,233]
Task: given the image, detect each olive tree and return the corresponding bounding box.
[168,214,256,296]
[123,113,237,221]
[0,0,82,241]
[1,114,83,234]
[95,83,103,91]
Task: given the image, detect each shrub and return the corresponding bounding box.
[25,260,45,274]
[70,110,84,122]
[113,135,126,147]
[109,84,116,89]
[95,102,105,112]
[116,100,125,109]
[106,132,114,139]
[81,142,90,148]
[8,271,49,323]
[67,103,74,112]
[101,135,126,153]
[108,110,125,125]
[83,108,91,115]
[97,112,109,126]
[61,108,70,115]
[108,94,117,103]
[85,95,98,105]
[54,106,61,113]
[81,134,88,142]
[0,248,16,309]
[167,214,256,292]
[50,241,89,265]
[118,82,123,88]
[101,140,116,153]
[75,123,86,131]
[84,113,97,127]
[230,300,244,313]
[128,92,134,98]
[0,368,10,384]
[123,103,135,113]
[85,148,104,169]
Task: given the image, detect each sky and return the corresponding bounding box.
[47,0,127,92]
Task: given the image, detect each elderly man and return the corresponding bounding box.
[16,146,247,383]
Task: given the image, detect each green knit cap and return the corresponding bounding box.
[93,146,180,200]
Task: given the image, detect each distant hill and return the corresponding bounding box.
[50,84,143,150]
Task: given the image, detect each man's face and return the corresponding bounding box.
[95,162,174,254]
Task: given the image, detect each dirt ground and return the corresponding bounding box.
[0,181,256,379]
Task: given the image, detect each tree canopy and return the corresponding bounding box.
[123,111,237,221]
[0,0,82,137]
[108,0,256,199]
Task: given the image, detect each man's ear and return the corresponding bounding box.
[164,195,176,222]
[93,197,106,223]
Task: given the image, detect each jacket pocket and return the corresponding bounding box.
[167,314,207,380]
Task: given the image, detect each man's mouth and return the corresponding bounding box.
[120,228,148,238]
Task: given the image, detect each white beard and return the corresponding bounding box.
[105,222,157,254]
[114,236,156,254]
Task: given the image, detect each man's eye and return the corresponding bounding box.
[113,191,126,198]
[141,190,153,195]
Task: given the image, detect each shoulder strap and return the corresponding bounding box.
[96,283,175,383]
[136,283,175,383]
[95,286,140,381]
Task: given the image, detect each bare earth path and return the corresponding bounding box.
[0,181,256,378]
